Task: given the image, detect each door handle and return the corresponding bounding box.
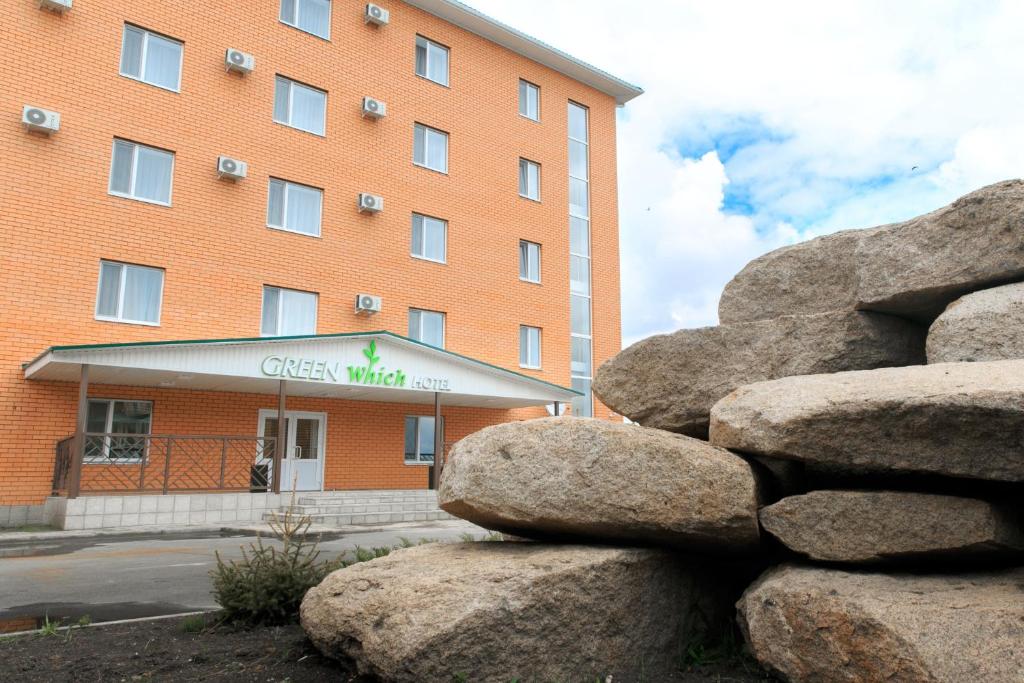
[293,445,302,460]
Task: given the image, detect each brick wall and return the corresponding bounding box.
[0,0,622,505]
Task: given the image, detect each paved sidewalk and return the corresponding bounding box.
[0,519,485,631]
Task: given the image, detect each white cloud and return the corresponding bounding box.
[468,0,1024,341]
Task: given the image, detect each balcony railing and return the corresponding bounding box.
[53,433,277,497]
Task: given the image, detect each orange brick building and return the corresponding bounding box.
[0,0,640,521]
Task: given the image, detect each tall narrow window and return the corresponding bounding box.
[280,0,331,39]
[411,214,447,263]
[273,76,327,136]
[519,159,540,200]
[414,36,449,86]
[413,124,449,173]
[261,286,318,336]
[109,139,174,206]
[519,325,542,369]
[408,309,445,348]
[85,399,153,463]
[568,102,593,417]
[404,416,443,464]
[519,80,540,121]
[119,25,183,92]
[519,240,541,283]
[95,261,164,325]
[267,178,323,236]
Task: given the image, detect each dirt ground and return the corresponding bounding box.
[0,614,777,682]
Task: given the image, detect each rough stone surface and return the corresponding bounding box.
[439,417,761,551]
[592,310,924,437]
[302,542,728,682]
[710,359,1024,482]
[759,490,1024,563]
[927,282,1024,363]
[737,564,1024,683]
[720,179,1024,323]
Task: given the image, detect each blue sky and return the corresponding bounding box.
[469,0,1024,345]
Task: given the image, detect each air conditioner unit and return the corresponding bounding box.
[358,193,383,213]
[22,106,60,134]
[39,0,72,12]
[225,48,255,74]
[355,294,382,314]
[217,156,248,180]
[365,3,390,25]
[362,96,387,119]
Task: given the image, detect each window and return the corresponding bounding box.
[519,80,540,121]
[404,416,443,464]
[411,214,447,263]
[413,124,448,173]
[280,0,331,39]
[119,25,183,92]
[95,261,164,325]
[85,399,153,463]
[519,240,541,283]
[267,178,323,236]
[415,36,449,86]
[261,286,317,336]
[568,101,593,418]
[408,309,445,348]
[273,76,327,136]
[109,139,174,206]
[519,325,541,369]
[519,158,540,200]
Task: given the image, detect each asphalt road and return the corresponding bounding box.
[0,521,482,632]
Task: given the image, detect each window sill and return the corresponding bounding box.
[95,315,161,327]
[519,114,541,123]
[519,194,541,203]
[272,120,326,138]
[413,162,449,176]
[267,224,322,239]
[519,277,542,285]
[519,364,542,371]
[279,20,331,42]
[83,459,146,466]
[108,191,172,208]
[412,254,447,265]
[403,460,435,467]
[119,73,181,94]
[414,74,450,89]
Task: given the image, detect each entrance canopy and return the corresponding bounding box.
[24,331,580,409]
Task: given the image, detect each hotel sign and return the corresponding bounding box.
[259,340,451,391]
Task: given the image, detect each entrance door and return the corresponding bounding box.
[257,410,326,492]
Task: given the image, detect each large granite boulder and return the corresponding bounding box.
[592,310,924,438]
[737,564,1024,683]
[439,417,761,552]
[927,282,1024,363]
[759,490,1024,563]
[710,359,1024,482]
[302,542,729,682]
[720,179,1024,323]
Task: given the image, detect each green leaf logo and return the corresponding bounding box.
[363,340,380,366]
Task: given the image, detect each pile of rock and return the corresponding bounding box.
[301,180,1024,682]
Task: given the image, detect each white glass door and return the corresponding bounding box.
[257,410,325,491]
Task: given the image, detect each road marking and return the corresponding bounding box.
[117,562,210,571]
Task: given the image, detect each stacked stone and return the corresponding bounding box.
[301,180,1024,682]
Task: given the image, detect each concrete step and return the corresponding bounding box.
[296,491,438,506]
[276,500,441,515]
[262,508,453,527]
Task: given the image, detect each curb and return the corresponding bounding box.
[0,610,215,639]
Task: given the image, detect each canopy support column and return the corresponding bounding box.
[274,380,286,494]
[432,391,442,490]
[67,364,89,499]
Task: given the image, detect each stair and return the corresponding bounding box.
[263,489,453,527]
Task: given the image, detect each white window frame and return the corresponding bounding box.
[519,158,541,201]
[413,123,449,174]
[84,399,153,464]
[261,285,318,337]
[404,415,444,465]
[119,24,184,93]
[519,240,541,283]
[519,79,540,121]
[267,178,323,237]
[108,140,175,207]
[279,0,332,40]
[519,325,542,369]
[415,35,450,86]
[94,260,164,326]
[273,76,327,136]
[411,213,448,264]
[408,308,446,349]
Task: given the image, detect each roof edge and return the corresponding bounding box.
[403,0,643,105]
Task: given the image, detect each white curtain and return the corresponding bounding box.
[280,289,317,335]
[143,33,182,91]
[109,141,134,195]
[120,26,144,77]
[290,82,326,135]
[424,216,445,260]
[134,146,174,204]
[427,42,448,85]
[426,128,448,172]
[96,262,123,317]
[422,311,444,348]
[299,0,331,38]
[285,183,322,235]
[122,265,163,323]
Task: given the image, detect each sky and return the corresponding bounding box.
[468,0,1024,346]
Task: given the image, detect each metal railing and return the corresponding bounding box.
[53,433,277,496]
